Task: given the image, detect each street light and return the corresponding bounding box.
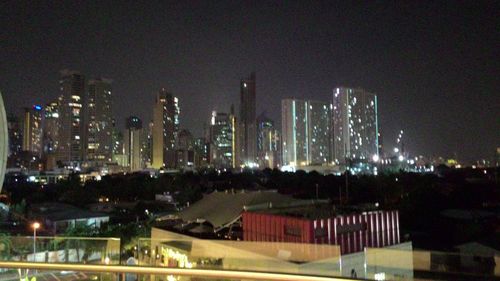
[32,222,40,262]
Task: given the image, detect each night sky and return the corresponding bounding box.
[1,1,498,162]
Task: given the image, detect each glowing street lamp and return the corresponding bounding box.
[32,222,40,262]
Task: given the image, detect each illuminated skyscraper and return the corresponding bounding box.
[281,99,331,167]
[256,113,280,168]
[193,137,209,168]
[57,70,85,166]
[176,129,194,169]
[125,116,143,171]
[7,114,22,157]
[238,72,256,166]
[152,89,179,169]
[210,111,236,169]
[86,78,113,165]
[332,87,379,164]
[111,119,125,166]
[141,121,153,168]
[308,100,332,165]
[43,101,60,170]
[43,101,59,154]
[22,105,44,156]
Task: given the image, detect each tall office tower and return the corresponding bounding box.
[86,78,113,166]
[193,138,209,168]
[111,119,125,165]
[7,114,22,157]
[43,101,60,169]
[210,111,236,169]
[22,105,44,156]
[176,129,194,168]
[238,72,256,166]
[0,92,7,191]
[57,70,85,167]
[125,116,143,171]
[256,113,280,168]
[281,99,332,167]
[141,121,153,168]
[332,87,379,164]
[152,89,179,169]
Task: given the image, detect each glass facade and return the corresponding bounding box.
[210,111,235,169]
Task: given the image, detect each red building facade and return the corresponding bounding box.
[242,210,400,255]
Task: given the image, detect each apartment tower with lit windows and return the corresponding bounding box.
[281,99,331,167]
[332,87,379,165]
[152,89,179,169]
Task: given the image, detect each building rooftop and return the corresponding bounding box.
[30,202,108,222]
[249,204,336,219]
[174,190,313,230]
[247,203,383,219]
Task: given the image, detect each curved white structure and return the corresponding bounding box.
[0,92,7,192]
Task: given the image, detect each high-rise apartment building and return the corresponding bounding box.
[238,72,256,166]
[22,105,44,156]
[111,119,126,167]
[141,121,154,168]
[308,100,332,165]
[57,70,85,166]
[152,89,179,169]
[281,99,331,167]
[7,114,22,157]
[332,87,379,164]
[175,129,194,169]
[125,116,143,171]
[43,101,60,170]
[256,113,280,168]
[193,138,209,168]
[43,101,59,155]
[86,78,113,166]
[210,111,236,169]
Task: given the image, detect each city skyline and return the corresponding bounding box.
[1,2,498,162]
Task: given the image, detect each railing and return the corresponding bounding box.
[0,261,350,281]
[0,236,498,280]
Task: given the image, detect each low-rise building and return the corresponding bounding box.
[29,203,109,234]
[243,205,400,255]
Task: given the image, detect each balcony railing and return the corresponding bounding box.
[0,236,497,280]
